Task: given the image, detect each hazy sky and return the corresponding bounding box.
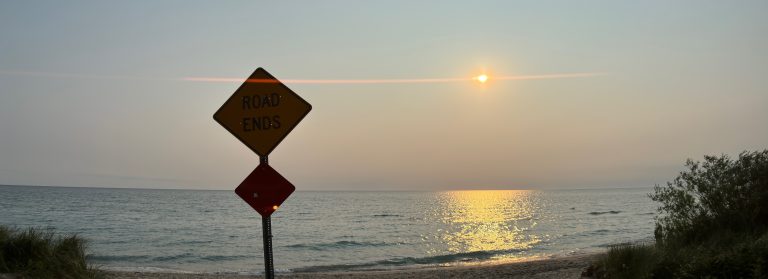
[1,1,767,190]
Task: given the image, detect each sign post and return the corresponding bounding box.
[262,206,273,278]
[214,68,311,278]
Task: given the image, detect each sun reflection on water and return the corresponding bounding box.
[427,190,541,257]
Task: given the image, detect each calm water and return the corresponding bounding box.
[0,186,655,274]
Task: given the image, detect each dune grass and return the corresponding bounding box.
[591,243,657,279]
[591,232,768,278]
[0,225,104,279]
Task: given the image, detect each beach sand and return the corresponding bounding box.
[107,253,599,279]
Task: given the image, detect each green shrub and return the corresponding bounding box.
[0,225,104,279]
[591,150,768,278]
[651,150,768,248]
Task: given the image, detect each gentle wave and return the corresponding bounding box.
[292,248,524,272]
[371,214,403,217]
[200,255,250,261]
[89,254,150,262]
[588,210,621,215]
[181,239,215,244]
[285,240,393,250]
[90,253,249,263]
[102,266,196,273]
[152,253,195,262]
[571,229,612,238]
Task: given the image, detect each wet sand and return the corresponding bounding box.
[107,252,598,279]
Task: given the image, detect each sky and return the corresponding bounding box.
[1,1,767,191]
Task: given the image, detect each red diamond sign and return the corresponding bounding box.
[214,68,312,157]
[234,164,295,217]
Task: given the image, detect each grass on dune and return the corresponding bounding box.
[0,225,104,279]
[592,243,657,279]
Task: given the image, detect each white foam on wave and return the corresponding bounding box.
[101,266,196,273]
[102,266,292,275]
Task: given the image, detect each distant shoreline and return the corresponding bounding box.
[105,252,599,279]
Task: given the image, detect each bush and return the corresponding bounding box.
[590,150,768,278]
[0,225,104,279]
[651,150,768,247]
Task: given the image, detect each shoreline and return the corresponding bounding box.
[106,252,600,279]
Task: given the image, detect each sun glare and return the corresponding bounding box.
[476,74,488,83]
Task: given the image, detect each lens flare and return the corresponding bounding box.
[476,74,489,83]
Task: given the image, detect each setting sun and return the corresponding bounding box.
[476,74,488,83]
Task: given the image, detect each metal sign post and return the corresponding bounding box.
[260,156,274,279]
[213,68,311,279]
[262,215,274,278]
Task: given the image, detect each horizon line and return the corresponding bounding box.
[0,183,652,192]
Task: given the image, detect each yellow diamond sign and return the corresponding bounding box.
[214,68,312,157]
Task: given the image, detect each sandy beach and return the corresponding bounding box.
[106,253,598,279]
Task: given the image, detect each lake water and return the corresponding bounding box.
[0,185,656,274]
